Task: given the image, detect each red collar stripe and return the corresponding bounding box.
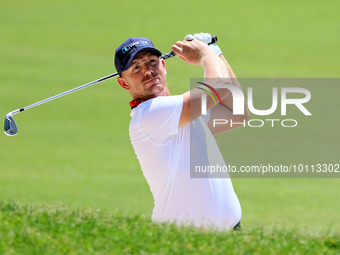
[129,99,145,109]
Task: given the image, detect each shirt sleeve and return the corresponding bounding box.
[138,95,183,144]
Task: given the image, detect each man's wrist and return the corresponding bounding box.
[199,49,221,66]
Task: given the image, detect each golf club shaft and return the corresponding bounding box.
[8,73,118,117]
[8,36,217,117]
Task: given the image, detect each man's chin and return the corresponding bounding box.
[147,85,169,98]
[150,86,164,96]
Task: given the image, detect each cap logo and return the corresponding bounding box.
[122,40,149,53]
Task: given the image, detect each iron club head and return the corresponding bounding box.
[4,114,18,136]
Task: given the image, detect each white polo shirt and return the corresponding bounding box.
[129,95,241,231]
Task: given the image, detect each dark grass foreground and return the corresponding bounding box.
[0,200,338,255]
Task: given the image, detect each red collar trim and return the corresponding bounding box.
[129,99,145,109]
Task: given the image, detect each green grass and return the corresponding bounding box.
[0,0,339,248]
[0,200,339,255]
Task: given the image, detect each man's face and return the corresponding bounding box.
[117,52,169,100]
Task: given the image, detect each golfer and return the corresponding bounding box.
[114,33,249,231]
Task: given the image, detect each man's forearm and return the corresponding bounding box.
[201,50,230,80]
[219,55,249,117]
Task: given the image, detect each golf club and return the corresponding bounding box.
[4,36,217,136]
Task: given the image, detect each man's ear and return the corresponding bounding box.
[161,59,167,75]
[117,77,130,91]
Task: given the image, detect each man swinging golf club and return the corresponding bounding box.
[115,33,249,231]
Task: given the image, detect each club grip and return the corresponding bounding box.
[211,35,218,44]
[161,35,218,60]
[161,51,177,60]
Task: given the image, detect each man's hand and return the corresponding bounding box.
[184,33,212,44]
[184,32,222,56]
[171,39,213,65]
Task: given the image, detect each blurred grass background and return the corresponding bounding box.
[0,0,339,232]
